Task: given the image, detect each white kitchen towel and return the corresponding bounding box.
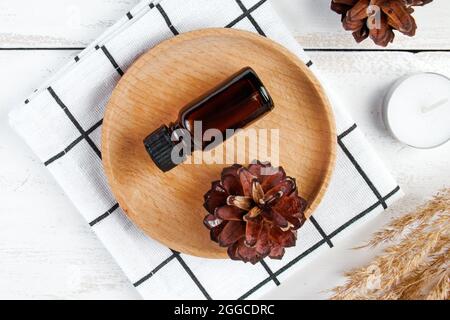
[9,0,402,300]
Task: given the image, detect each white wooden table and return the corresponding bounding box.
[0,0,449,299]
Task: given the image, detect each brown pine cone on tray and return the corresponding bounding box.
[330,0,433,47]
[203,162,307,264]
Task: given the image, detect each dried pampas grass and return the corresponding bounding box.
[331,188,450,300]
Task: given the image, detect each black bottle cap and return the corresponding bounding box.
[144,125,179,172]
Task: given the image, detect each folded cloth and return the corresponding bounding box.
[9,0,402,299]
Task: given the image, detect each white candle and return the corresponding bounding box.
[383,73,450,149]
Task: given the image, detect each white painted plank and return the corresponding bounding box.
[0,50,138,299]
[1,50,449,298]
[0,0,448,49]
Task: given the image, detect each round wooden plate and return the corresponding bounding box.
[102,29,336,259]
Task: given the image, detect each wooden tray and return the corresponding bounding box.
[102,29,336,259]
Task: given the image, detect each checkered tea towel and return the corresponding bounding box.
[9,0,402,299]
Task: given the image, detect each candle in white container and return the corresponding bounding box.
[383,73,450,149]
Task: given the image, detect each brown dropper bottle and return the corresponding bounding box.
[144,67,274,172]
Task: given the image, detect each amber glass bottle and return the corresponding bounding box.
[144,67,274,172]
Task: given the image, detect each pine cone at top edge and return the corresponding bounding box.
[331,0,433,47]
[203,161,308,264]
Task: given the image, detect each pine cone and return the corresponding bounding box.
[330,0,433,47]
[203,162,307,264]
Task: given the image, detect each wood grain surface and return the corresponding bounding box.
[103,29,336,258]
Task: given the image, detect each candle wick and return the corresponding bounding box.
[421,98,449,114]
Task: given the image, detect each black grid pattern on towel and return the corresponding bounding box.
[132,250,212,300]
[35,0,400,300]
